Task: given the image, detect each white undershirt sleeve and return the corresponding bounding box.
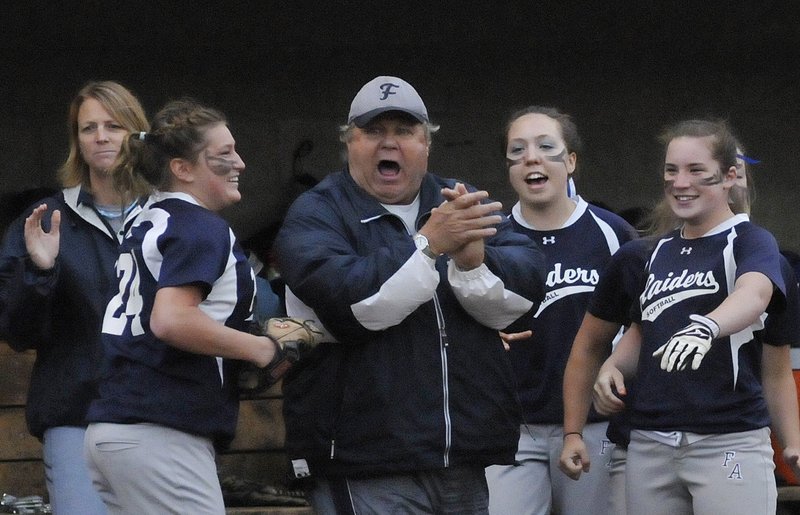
[447,261,534,329]
[350,251,440,331]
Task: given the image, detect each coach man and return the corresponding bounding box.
[274,76,546,514]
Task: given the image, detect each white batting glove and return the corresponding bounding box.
[652,314,720,372]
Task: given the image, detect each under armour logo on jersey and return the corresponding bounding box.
[542,236,556,245]
[379,83,400,100]
[681,247,692,255]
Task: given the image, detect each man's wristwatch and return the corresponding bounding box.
[413,233,438,260]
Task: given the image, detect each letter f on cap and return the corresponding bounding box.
[348,76,429,127]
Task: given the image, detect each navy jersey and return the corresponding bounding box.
[588,237,655,326]
[631,215,785,434]
[762,256,800,347]
[87,192,255,448]
[509,197,638,423]
[586,237,656,445]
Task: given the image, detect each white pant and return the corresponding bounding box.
[486,422,614,515]
[626,427,776,515]
[84,422,225,515]
[608,445,627,515]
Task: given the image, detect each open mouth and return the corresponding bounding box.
[524,172,547,185]
[378,160,401,176]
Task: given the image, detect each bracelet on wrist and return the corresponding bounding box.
[563,431,583,439]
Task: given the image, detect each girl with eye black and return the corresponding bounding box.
[84,99,280,514]
[485,106,638,515]
[559,144,781,514]
[591,119,799,514]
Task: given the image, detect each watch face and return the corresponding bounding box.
[414,234,428,250]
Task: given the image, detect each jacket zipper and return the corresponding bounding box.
[433,292,451,467]
[327,212,451,463]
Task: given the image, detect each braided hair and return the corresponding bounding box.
[113,99,227,198]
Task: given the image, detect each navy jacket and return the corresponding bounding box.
[0,186,137,439]
[275,168,546,478]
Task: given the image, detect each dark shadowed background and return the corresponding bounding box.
[2,1,799,251]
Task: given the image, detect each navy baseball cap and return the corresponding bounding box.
[348,76,429,127]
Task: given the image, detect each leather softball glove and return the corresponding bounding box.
[238,317,324,393]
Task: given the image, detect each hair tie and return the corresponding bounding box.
[567,177,577,198]
[736,153,761,165]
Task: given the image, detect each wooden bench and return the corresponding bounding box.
[0,343,310,513]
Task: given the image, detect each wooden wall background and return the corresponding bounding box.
[0,342,311,514]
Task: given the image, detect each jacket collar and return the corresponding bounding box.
[62,185,142,242]
[343,166,442,229]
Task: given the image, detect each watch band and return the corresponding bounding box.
[419,244,437,260]
[414,233,438,260]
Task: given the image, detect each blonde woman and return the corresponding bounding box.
[0,81,149,514]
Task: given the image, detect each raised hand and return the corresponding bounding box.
[24,204,61,270]
[425,183,502,270]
